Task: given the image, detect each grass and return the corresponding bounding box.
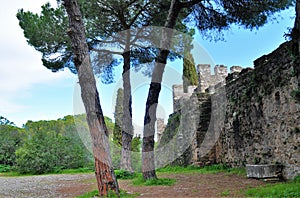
[157,164,246,176]
[77,189,139,198]
[114,169,137,180]
[55,167,94,174]
[220,189,230,197]
[132,175,176,186]
[0,167,94,177]
[245,175,300,198]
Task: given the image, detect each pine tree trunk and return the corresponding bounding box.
[142,0,181,180]
[120,32,133,172]
[296,0,300,54]
[63,0,119,196]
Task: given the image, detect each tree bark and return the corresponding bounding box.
[142,0,181,180]
[63,0,119,196]
[295,0,300,54]
[120,30,134,172]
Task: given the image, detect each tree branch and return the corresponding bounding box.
[179,0,201,8]
[128,2,151,27]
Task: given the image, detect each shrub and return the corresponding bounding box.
[15,130,88,174]
[0,164,11,173]
[132,175,176,186]
[0,125,25,166]
[114,169,136,179]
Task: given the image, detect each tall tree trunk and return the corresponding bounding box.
[63,0,119,196]
[295,0,300,54]
[142,0,181,180]
[120,31,134,172]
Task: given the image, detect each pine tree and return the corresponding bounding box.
[63,0,119,195]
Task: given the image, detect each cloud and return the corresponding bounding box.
[0,0,75,116]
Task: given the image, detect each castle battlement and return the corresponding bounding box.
[173,64,243,112]
[197,64,243,93]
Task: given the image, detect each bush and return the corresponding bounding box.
[15,130,89,174]
[114,169,137,179]
[132,175,176,186]
[0,125,25,166]
[0,164,11,172]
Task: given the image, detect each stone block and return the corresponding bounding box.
[246,164,283,179]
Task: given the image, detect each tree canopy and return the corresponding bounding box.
[0,116,15,126]
[16,1,193,83]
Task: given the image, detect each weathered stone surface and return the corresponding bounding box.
[169,41,300,180]
[246,164,283,178]
[156,118,166,143]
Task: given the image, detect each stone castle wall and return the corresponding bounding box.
[215,42,300,179]
[169,41,300,179]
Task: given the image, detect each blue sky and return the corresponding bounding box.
[0,1,295,133]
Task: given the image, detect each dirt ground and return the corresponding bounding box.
[0,172,267,198]
[58,172,266,197]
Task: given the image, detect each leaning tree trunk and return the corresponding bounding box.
[142,0,181,180]
[120,31,134,172]
[63,0,119,196]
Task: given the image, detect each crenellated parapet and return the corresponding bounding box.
[172,84,197,112]
[197,64,243,93]
[173,64,244,112]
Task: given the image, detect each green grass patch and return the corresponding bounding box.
[132,175,176,186]
[225,167,246,177]
[220,189,230,197]
[157,164,242,175]
[77,190,99,198]
[56,167,94,174]
[245,175,300,197]
[0,167,94,177]
[114,169,137,180]
[77,189,139,198]
[0,171,26,177]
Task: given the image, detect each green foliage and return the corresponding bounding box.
[0,125,25,165]
[0,116,15,126]
[113,88,123,147]
[183,53,198,93]
[54,167,94,174]
[15,130,87,174]
[220,189,230,197]
[77,190,99,198]
[157,164,245,175]
[110,140,121,170]
[14,115,94,174]
[291,88,300,101]
[77,189,139,198]
[0,165,11,173]
[157,112,181,148]
[245,176,300,198]
[133,175,176,186]
[294,174,300,183]
[131,136,142,172]
[16,3,73,73]
[104,117,115,134]
[114,169,137,180]
[188,0,294,41]
[110,136,142,172]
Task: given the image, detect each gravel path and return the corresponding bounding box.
[0,172,266,198]
[0,173,96,198]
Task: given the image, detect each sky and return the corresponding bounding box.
[0,1,296,134]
